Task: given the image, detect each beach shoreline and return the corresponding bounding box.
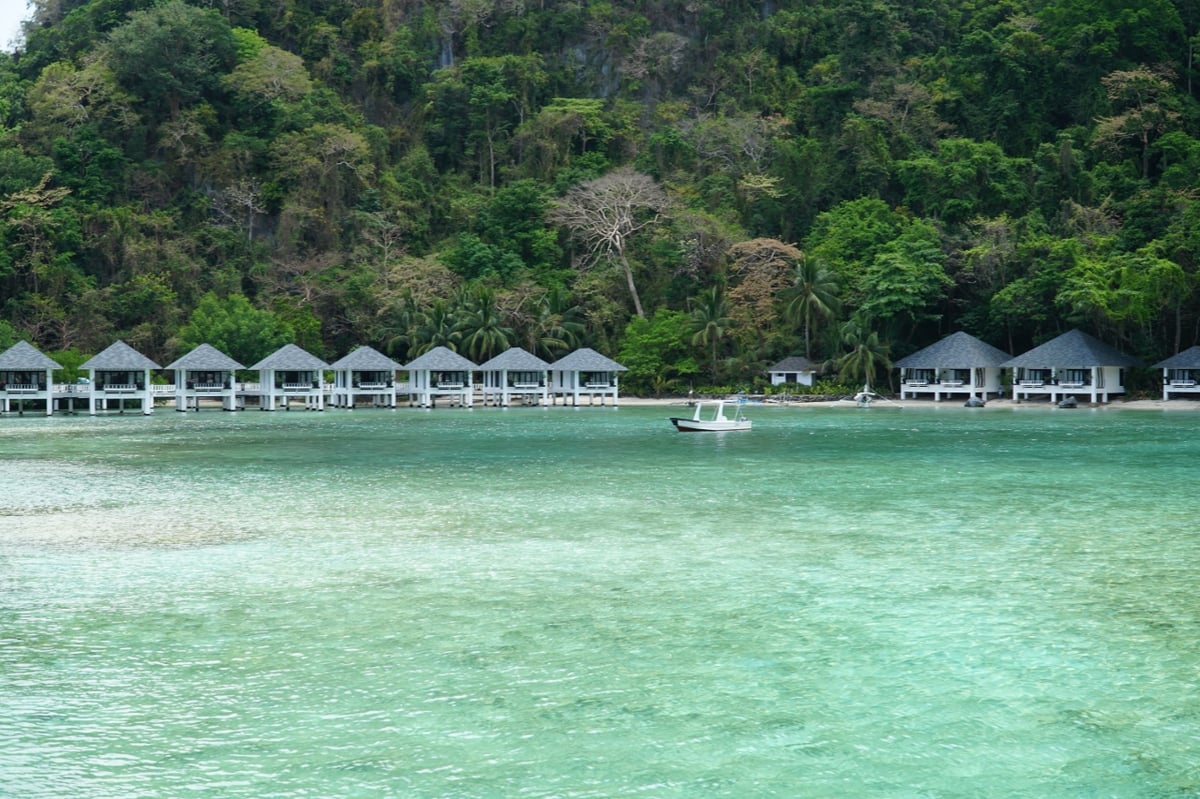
[615,395,1200,411]
[161,393,1200,413]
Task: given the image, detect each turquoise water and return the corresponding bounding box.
[2,404,1199,798]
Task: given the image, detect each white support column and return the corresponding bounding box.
[261,369,274,411]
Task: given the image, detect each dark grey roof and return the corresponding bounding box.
[403,346,478,371]
[895,331,1011,369]
[250,344,329,371]
[551,347,628,372]
[329,345,402,371]
[1003,329,1142,368]
[767,356,816,372]
[479,347,550,371]
[1153,345,1200,369]
[0,340,62,370]
[166,343,244,371]
[80,340,161,370]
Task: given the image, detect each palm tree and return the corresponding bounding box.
[784,258,840,358]
[836,319,891,389]
[410,300,462,356]
[457,286,514,363]
[689,286,732,382]
[520,286,585,360]
[383,291,420,361]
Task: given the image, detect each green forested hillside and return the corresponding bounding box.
[2,0,1199,392]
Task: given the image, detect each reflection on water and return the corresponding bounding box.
[2,406,1199,797]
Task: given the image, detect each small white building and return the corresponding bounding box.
[80,340,162,415]
[251,344,329,411]
[328,346,402,409]
[166,344,244,412]
[404,346,477,408]
[479,347,550,407]
[895,331,1011,401]
[550,348,627,406]
[1153,345,1200,400]
[767,356,817,387]
[1004,329,1141,404]
[0,341,61,416]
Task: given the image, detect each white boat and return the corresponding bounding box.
[670,400,751,432]
[851,383,882,408]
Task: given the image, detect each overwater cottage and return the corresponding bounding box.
[251,344,329,411]
[895,331,1011,401]
[767,356,817,387]
[479,347,550,407]
[166,344,244,412]
[1004,329,1141,404]
[329,346,402,409]
[0,341,61,416]
[405,346,477,408]
[80,340,161,415]
[550,348,627,406]
[1153,345,1200,400]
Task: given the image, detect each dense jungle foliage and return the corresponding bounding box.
[2,0,1200,393]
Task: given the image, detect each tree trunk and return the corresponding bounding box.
[1175,301,1182,355]
[618,251,645,318]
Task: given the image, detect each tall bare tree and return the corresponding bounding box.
[547,167,669,318]
[726,237,801,340]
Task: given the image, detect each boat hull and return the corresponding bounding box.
[670,418,752,432]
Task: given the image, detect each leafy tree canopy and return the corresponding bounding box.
[2,0,1200,389]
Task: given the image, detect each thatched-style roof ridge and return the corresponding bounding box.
[250,344,328,371]
[895,331,1011,369]
[1003,329,1142,368]
[166,343,244,371]
[0,340,62,370]
[329,345,402,371]
[81,340,161,370]
[1153,345,1200,369]
[403,346,477,371]
[479,347,550,371]
[767,356,816,372]
[552,347,627,372]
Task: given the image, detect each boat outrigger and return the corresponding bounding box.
[669,400,752,432]
[853,383,880,408]
[847,383,898,408]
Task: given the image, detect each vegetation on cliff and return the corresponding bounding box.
[2,0,1199,393]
